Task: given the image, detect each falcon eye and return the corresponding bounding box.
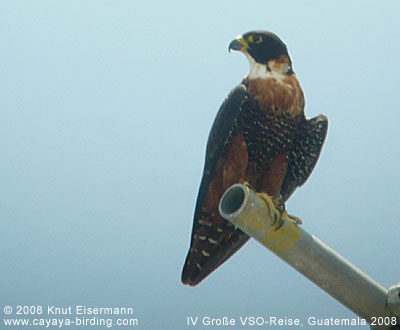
[252,35,263,44]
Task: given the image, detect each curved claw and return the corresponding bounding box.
[287,213,302,225]
[258,192,279,223]
[258,192,302,230]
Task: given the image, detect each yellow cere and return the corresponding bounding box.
[236,36,249,49]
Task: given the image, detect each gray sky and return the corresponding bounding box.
[1,1,400,329]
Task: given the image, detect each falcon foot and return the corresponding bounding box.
[259,193,302,230]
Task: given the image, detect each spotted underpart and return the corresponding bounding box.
[236,97,327,197]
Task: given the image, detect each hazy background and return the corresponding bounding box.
[1,1,399,329]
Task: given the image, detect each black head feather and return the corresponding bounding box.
[230,30,291,66]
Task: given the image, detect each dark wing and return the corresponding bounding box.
[281,114,328,201]
[181,85,250,286]
[204,85,247,173]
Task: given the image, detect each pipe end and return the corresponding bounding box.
[219,184,247,219]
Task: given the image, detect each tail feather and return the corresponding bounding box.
[181,219,249,286]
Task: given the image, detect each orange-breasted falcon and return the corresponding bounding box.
[181,31,328,286]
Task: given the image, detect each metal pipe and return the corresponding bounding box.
[219,183,399,330]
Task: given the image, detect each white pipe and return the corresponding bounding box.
[219,184,399,330]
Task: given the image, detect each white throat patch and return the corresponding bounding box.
[245,53,290,81]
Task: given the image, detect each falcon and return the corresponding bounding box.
[181,31,328,286]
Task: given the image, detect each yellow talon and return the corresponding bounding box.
[258,192,302,230]
[287,213,302,225]
[244,182,277,219]
[259,192,278,219]
[243,183,302,229]
[281,210,303,225]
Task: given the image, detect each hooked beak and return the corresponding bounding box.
[228,36,249,53]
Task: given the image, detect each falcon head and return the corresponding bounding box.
[229,30,293,78]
